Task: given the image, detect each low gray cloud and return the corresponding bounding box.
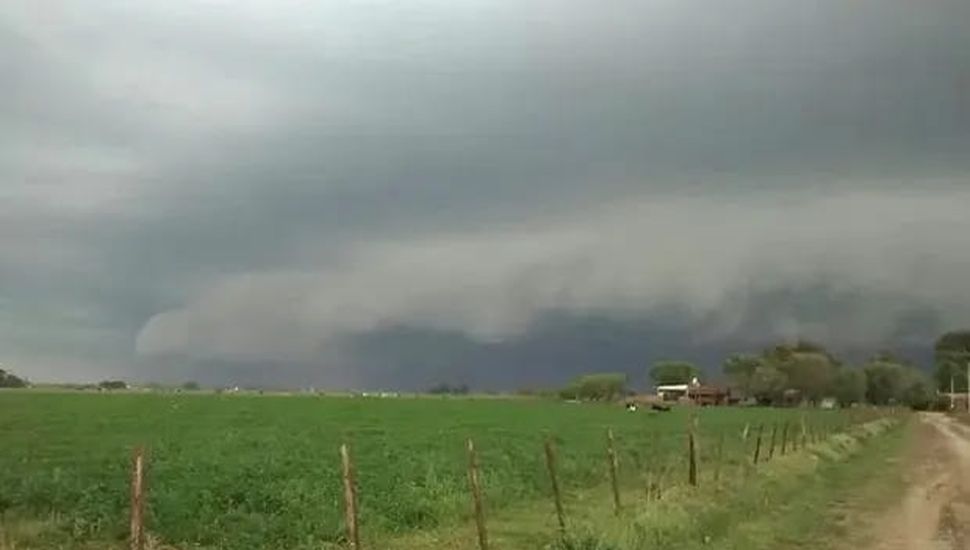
[135,186,970,361]
[2,0,969,385]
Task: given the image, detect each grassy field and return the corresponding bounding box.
[0,391,855,549]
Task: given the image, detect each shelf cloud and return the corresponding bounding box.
[3,0,969,385]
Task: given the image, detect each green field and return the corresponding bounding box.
[0,392,851,549]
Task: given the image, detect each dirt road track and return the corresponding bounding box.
[866,414,970,550]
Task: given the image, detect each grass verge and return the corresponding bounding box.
[386,416,910,549]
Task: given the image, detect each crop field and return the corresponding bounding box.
[0,392,851,549]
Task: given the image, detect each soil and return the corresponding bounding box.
[865,413,970,550]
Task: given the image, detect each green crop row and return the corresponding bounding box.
[0,392,859,549]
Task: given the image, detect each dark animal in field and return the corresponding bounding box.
[651,404,671,412]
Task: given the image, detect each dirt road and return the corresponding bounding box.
[866,413,970,550]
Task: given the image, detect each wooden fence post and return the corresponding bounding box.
[713,432,724,483]
[340,443,361,550]
[646,470,654,501]
[687,426,698,487]
[752,424,764,465]
[801,413,808,449]
[129,445,146,550]
[781,422,789,455]
[466,439,489,550]
[645,430,656,500]
[767,424,777,461]
[543,439,567,538]
[606,428,621,514]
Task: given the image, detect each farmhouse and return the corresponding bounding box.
[656,384,689,401]
[655,378,731,406]
[686,385,731,406]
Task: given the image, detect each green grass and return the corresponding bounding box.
[535,416,908,550]
[0,391,856,549]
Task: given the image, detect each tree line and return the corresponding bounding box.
[3,330,969,403]
[560,330,970,409]
[718,343,931,408]
[0,368,28,388]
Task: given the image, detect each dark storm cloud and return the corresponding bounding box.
[2,0,970,385]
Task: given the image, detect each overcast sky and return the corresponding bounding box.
[2,1,969,388]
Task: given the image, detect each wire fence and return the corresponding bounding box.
[120,406,897,550]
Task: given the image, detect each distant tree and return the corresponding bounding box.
[561,373,627,401]
[726,340,841,406]
[901,373,934,410]
[936,330,970,355]
[792,340,837,358]
[749,341,839,405]
[934,330,970,392]
[558,384,578,400]
[831,367,867,407]
[764,340,839,365]
[98,380,128,390]
[936,362,968,394]
[181,381,200,391]
[863,360,905,405]
[749,364,788,405]
[722,354,763,397]
[775,352,838,404]
[428,383,470,395]
[863,355,928,407]
[0,368,27,388]
[649,361,699,386]
[724,340,930,409]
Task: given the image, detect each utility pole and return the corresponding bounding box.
[951,376,956,410]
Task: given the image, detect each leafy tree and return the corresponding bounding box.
[649,361,699,386]
[723,340,930,409]
[763,340,836,364]
[741,341,840,405]
[749,364,787,405]
[0,368,27,388]
[98,380,128,390]
[863,360,905,405]
[934,330,970,392]
[936,330,970,356]
[561,373,627,401]
[863,355,928,407]
[935,362,968,394]
[727,340,844,406]
[722,354,763,397]
[784,340,834,357]
[181,381,201,391]
[901,373,934,410]
[831,367,867,406]
[775,352,837,404]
